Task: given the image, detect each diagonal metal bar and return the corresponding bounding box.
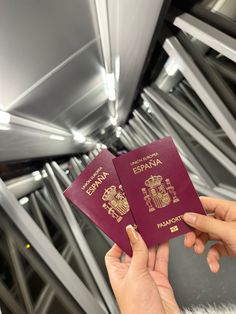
[0,178,106,314]
[69,158,81,176]
[81,154,91,166]
[121,128,138,149]
[51,161,112,248]
[30,193,52,240]
[178,31,236,119]
[34,189,103,305]
[133,113,157,141]
[0,280,25,314]
[5,235,34,314]
[141,94,216,188]
[1,215,84,314]
[51,161,71,188]
[44,163,119,314]
[177,82,216,129]
[161,88,236,162]
[144,87,236,177]
[123,125,141,148]
[133,109,163,139]
[124,125,143,147]
[74,157,85,171]
[120,134,132,151]
[190,4,236,39]
[128,119,150,144]
[34,245,72,314]
[172,12,236,63]
[163,36,236,147]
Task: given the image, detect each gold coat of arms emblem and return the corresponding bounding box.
[102,185,130,222]
[142,175,179,212]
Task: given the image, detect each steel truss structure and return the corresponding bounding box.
[0,149,118,314]
[120,8,236,201]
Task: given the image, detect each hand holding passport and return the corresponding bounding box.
[64,136,206,256]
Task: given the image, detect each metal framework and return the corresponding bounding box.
[119,7,236,200]
[0,151,118,313]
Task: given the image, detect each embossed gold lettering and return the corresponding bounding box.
[157,215,183,229]
[86,172,109,195]
[133,158,162,174]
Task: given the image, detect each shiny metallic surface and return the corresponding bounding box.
[1,1,236,312]
[107,0,166,124]
[0,178,106,314]
[173,13,236,63]
[1,0,99,106]
[163,36,236,147]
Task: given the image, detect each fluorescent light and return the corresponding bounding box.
[105,73,116,101]
[101,129,106,135]
[115,56,120,81]
[0,111,11,124]
[164,58,179,76]
[19,197,29,205]
[49,134,65,141]
[143,101,150,109]
[116,126,122,138]
[73,133,86,143]
[42,170,47,178]
[0,125,10,130]
[85,140,93,145]
[32,171,42,181]
[110,116,117,126]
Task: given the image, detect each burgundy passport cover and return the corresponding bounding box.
[113,136,206,246]
[64,150,135,256]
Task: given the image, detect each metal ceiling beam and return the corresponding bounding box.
[178,32,236,118]
[172,12,236,63]
[44,163,118,314]
[163,36,236,147]
[6,235,34,314]
[144,87,236,177]
[105,0,168,125]
[0,178,105,314]
[141,94,216,188]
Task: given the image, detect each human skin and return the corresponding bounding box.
[105,196,236,313]
[105,225,180,314]
[183,196,236,273]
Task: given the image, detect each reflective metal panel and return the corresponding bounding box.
[1,0,99,107]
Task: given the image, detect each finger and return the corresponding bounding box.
[194,233,209,255]
[155,242,169,277]
[126,225,148,271]
[207,243,228,273]
[200,196,236,220]
[148,246,157,270]
[184,232,196,248]
[124,254,132,264]
[183,212,227,239]
[105,244,123,267]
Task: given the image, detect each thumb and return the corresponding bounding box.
[126,225,148,271]
[183,212,227,238]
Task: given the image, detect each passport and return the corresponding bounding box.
[64,149,135,256]
[113,136,206,247]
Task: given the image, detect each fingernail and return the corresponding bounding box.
[184,213,197,224]
[209,262,219,273]
[209,263,214,272]
[126,225,138,244]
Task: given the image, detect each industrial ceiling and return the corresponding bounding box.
[0,0,165,162]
